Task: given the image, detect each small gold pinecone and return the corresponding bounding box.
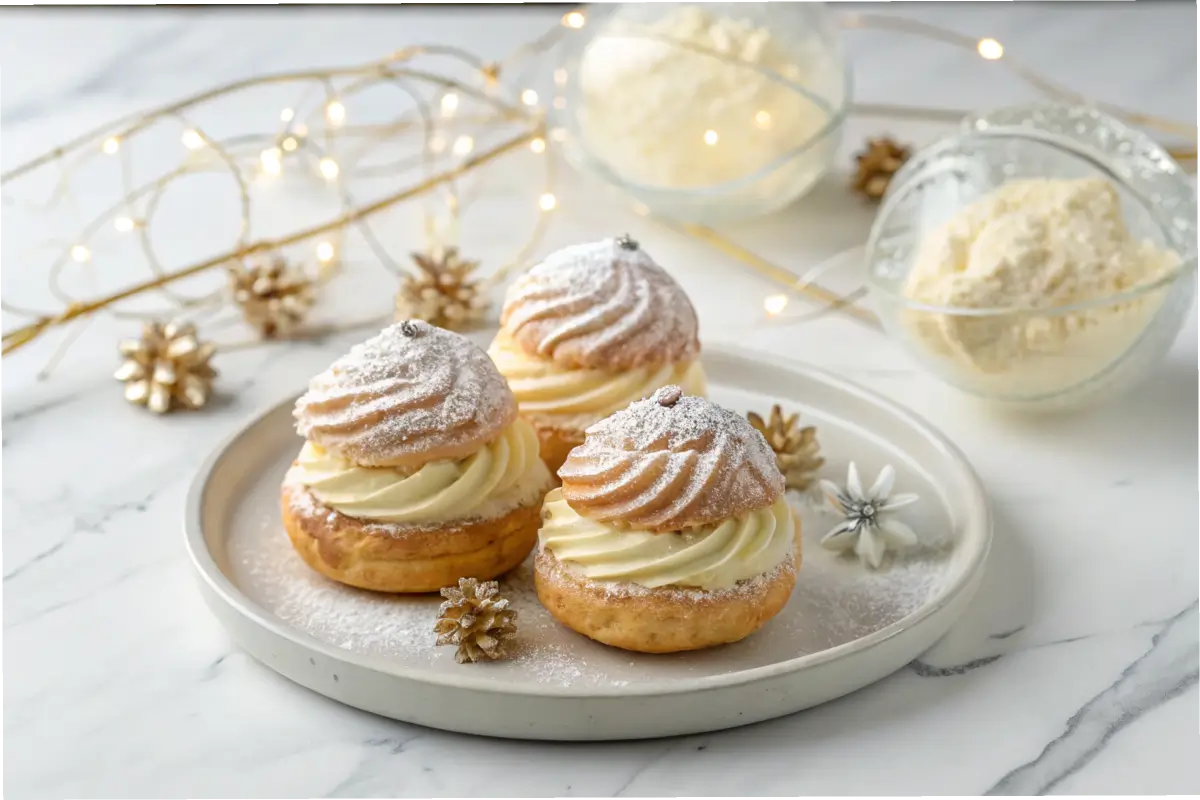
[748,404,824,491]
[434,578,518,663]
[229,255,315,338]
[114,321,218,414]
[852,137,912,202]
[394,246,489,331]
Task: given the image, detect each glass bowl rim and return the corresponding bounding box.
[864,112,1198,317]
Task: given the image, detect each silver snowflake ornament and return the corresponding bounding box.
[819,463,919,569]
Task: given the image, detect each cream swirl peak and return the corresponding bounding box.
[294,321,516,468]
[499,237,700,371]
[559,388,784,532]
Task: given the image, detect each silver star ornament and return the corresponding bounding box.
[819,463,919,569]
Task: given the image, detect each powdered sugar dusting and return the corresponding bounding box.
[294,321,515,467]
[221,369,969,690]
[227,482,951,688]
[559,391,784,531]
[500,238,700,370]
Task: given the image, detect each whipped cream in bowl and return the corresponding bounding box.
[866,104,1197,410]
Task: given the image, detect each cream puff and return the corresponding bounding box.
[282,320,553,593]
[488,236,706,474]
[534,386,799,653]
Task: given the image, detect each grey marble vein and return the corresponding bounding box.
[911,654,1003,677]
[321,733,428,798]
[612,741,684,797]
[0,19,191,124]
[0,382,104,428]
[2,539,67,582]
[990,625,1027,640]
[986,601,1200,795]
[4,552,177,630]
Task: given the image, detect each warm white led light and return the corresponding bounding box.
[755,110,773,130]
[703,129,719,146]
[529,137,546,154]
[440,93,459,116]
[453,135,474,156]
[260,148,282,175]
[181,129,205,150]
[563,11,585,29]
[319,158,340,180]
[977,38,1004,60]
[764,294,788,316]
[521,89,539,106]
[114,216,135,233]
[281,136,298,152]
[280,108,295,123]
[71,245,91,262]
[539,193,557,211]
[316,241,335,263]
[325,101,346,125]
[102,137,120,155]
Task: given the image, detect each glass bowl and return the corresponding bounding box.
[551,3,851,224]
[865,103,1197,410]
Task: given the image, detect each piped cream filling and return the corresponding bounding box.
[488,333,706,422]
[292,418,551,525]
[538,488,795,590]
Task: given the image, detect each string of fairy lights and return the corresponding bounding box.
[3,7,1195,373]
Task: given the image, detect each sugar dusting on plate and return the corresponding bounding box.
[229,494,950,689]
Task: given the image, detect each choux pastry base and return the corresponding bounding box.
[534,549,798,654]
[282,482,540,593]
[529,419,587,477]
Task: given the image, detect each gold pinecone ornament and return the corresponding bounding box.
[114,321,218,414]
[748,404,824,491]
[229,255,315,338]
[394,246,489,331]
[434,578,518,663]
[852,137,912,202]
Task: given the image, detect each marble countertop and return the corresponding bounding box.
[3,4,1197,797]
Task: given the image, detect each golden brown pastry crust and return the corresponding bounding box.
[533,547,799,653]
[524,415,588,477]
[282,482,541,593]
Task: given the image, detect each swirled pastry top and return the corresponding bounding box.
[499,237,700,371]
[558,387,784,532]
[294,321,517,468]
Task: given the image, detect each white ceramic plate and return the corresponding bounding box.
[185,345,991,741]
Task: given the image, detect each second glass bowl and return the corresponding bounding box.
[865,104,1197,410]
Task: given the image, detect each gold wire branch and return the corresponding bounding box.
[2,34,556,363]
[2,127,538,356]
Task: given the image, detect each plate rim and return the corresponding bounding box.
[185,343,992,699]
